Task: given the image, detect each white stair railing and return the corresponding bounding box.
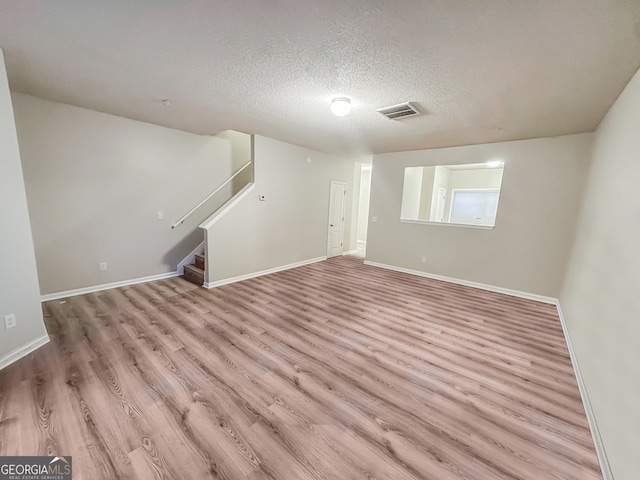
[171,160,251,229]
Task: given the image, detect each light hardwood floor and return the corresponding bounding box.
[0,256,602,479]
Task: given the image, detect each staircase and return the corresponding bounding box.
[173,131,255,289]
[183,253,206,286]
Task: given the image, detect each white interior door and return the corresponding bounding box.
[327,181,347,258]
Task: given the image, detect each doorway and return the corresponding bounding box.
[355,163,372,257]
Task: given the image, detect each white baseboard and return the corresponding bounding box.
[555,302,613,480]
[41,271,180,302]
[363,261,557,304]
[205,256,326,288]
[343,249,358,255]
[177,241,205,275]
[0,334,50,371]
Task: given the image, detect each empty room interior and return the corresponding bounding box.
[1,2,639,479]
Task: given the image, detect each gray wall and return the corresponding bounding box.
[0,50,48,363]
[561,67,640,480]
[13,93,237,296]
[207,135,357,283]
[367,133,593,297]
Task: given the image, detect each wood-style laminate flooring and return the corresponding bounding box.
[0,256,602,479]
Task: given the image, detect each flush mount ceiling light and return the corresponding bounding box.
[330,97,352,117]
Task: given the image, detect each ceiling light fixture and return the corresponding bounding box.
[330,97,351,117]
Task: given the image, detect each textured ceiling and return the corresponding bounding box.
[1,1,640,155]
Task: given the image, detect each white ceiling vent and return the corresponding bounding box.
[376,102,421,120]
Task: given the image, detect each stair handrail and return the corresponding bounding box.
[171,160,252,229]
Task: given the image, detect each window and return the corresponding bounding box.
[400,162,504,228]
[449,189,500,226]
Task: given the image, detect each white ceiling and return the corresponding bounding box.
[1,1,639,155]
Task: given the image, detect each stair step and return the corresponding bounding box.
[183,264,205,286]
[194,253,205,270]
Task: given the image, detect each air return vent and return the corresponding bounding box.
[376,102,420,120]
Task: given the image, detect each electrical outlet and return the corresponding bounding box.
[157,211,164,220]
[421,256,427,263]
[371,216,378,223]
[4,313,16,329]
[99,262,108,271]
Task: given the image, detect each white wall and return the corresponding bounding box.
[400,167,423,219]
[560,68,640,480]
[215,129,252,169]
[357,165,372,243]
[206,135,356,283]
[417,166,435,220]
[367,133,593,297]
[215,129,254,191]
[429,165,450,221]
[447,167,503,189]
[0,50,48,366]
[13,93,237,295]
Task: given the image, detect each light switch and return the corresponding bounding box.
[4,313,16,329]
